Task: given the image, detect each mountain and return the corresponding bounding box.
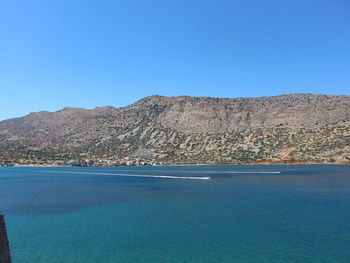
[1,94,350,165]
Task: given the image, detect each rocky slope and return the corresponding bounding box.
[0,94,349,164]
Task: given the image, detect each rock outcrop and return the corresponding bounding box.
[0,215,11,263]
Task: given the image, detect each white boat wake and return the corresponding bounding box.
[37,170,211,180]
[207,171,281,174]
[97,169,281,174]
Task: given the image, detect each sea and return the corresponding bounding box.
[1,165,350,263]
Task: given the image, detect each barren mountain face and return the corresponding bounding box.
[1,94,349,164]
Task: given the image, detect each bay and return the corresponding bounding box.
[1,165,350,262]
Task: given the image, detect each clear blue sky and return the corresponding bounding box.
[0,0,349,120]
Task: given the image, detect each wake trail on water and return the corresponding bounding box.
[207,171,281,174]
[36,170,211,180]
[93,169,281,174]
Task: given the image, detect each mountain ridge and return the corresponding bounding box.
[1,93,349,165]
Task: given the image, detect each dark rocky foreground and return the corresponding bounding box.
[0,215,11,263]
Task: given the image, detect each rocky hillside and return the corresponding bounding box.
[0,94,350,164]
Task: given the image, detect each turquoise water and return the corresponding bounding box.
[1,165,350,262]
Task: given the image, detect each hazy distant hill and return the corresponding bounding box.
[1,94,350,164]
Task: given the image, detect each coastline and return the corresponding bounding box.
[3,161,350,168]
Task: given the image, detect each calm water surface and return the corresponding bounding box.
[1,165,350,262]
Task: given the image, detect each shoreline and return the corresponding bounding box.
[2,162,350,168]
